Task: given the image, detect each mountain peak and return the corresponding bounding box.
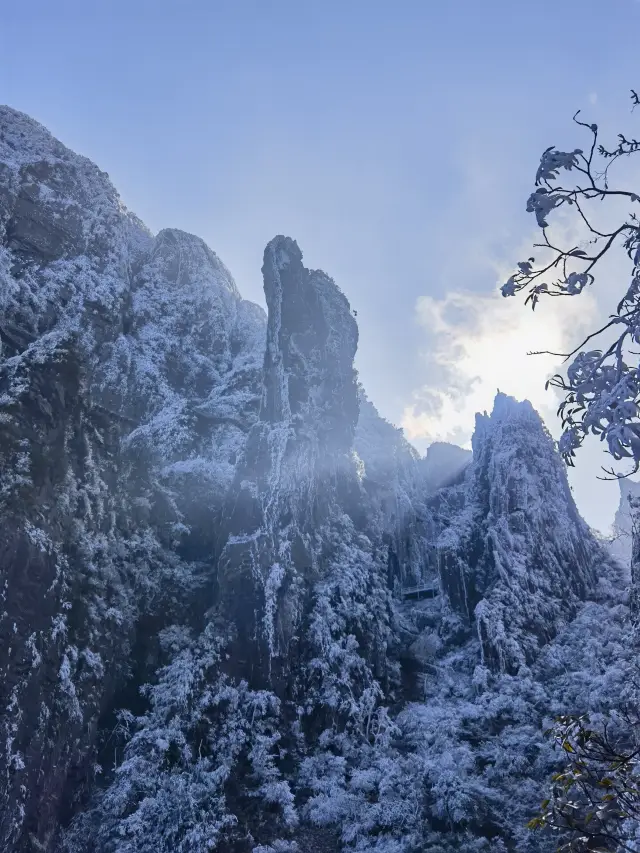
[261,234,358,436]
[0,109,621,853]
[264,234,303,271]
[1,104,76,168]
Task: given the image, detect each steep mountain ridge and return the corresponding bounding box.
[0,105,266,850]
[0,106,624,853]
[217,235,366,682]
[434,394,596,672]
[611,477,640,571]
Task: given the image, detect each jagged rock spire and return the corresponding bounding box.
[436,393,601,672]
[261,235,359,444]
[217,237,362,682]
[0,108,622,853]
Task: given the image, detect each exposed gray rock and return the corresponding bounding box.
[217,236,365,683]
[0,106,622,853]
[610,477,640,573]
[433,393,605,671]
[421,440,471,491]
[0,106,265,852]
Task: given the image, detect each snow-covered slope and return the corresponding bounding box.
[0,106,626,853]
[0,105,266,851]
[433,394,601,672]
[610,477,640,571]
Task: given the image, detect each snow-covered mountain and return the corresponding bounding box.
[0,106,629,853]
[610,478,640,572]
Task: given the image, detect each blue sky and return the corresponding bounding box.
[4,0,640,530]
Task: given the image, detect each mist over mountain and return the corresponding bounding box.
[0,106,631,853]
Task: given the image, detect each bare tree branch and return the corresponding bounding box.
[502,89,640,478]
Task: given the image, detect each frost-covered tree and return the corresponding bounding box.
[530,712,640,853]
[63,624,297,853]
[500,91,640,853]
[502,90,640,477]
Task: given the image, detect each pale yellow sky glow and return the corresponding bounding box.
[401,286,599,449]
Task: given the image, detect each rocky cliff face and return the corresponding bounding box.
[610,477,640,571]
[0,106,265,852]
[217,237,362,682]
[432,394,597,672]
[0,106,625,853]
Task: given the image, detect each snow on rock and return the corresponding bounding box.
[354,391,440,590]
[433,393,608,672]
[420,440,471,492]
[217,236,369,674]
[610,477,640,572]
[0,106,628,853]
[0,105,265,851]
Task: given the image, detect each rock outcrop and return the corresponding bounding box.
[0,105,265,851]
[0,106,622,853]
[610,477,640,572]
[217,236,362,682]
[432,394,600,671]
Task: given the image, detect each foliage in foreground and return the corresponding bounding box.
[530,712,640,853]
[502,89,640,477]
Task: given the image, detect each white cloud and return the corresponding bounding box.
[399,210,639,533]
[401,285,599,448]
[401,201,624,455]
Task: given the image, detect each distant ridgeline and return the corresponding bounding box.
[0,105,628,853]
